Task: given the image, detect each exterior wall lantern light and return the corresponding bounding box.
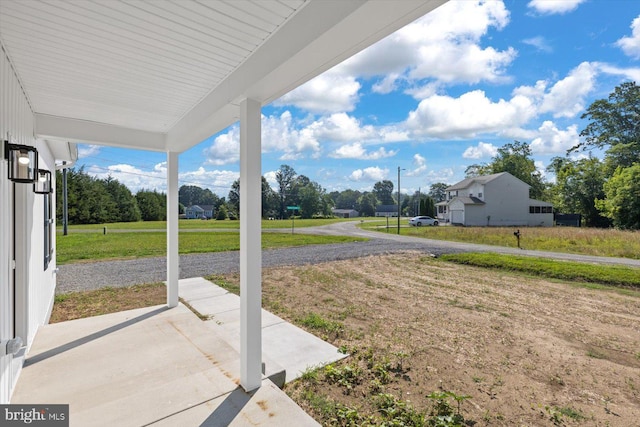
[34,169,52,194]
[5,140,39,183]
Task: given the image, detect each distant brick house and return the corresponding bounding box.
[436,172,553,227]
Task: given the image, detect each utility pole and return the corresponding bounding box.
[397,166,401,234]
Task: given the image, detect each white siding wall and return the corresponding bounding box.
[1,46,56,403]
[483,175,530,226]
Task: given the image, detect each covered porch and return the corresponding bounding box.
[11,277,345,426]
[0,0,447,417]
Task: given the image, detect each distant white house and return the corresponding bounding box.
[185,205,214,219]
[332,208,359,218]
[436,172,553,227]
[375,204,399,217]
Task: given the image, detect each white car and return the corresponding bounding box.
[409,216,438,226]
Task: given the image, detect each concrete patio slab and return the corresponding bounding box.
[179,277,347,382]
[10,281,334,426]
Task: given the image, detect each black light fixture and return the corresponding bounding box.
[34,169,52,194]
[5,140,38,183]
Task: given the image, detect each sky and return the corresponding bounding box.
[77,0,640,198]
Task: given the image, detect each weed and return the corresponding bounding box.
[372,358,393,384]
[300,366,320,383]
[325,363,362,392]
[472,376,484,383]
[549,375,565,386]
[332,403,374,426]
[375,393,425,425]
[300,312,344,336]
[587,349,607,359]
[426,390,471,426]
[545,405,585,425]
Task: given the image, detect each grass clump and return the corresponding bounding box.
[439,252,640,288]
[300,312,344,338]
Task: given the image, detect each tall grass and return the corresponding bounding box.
[373,225,640,260]
[439,252,640,289]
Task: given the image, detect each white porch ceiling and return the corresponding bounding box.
[0,0,446,153]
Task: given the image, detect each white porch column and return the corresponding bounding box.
[166,151,179,308]
[240,98,262,392]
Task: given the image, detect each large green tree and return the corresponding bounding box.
[428,183,448,203]
[136,190,166,221]
[547,156,610,227]
[356,192,378,217]
[275,164,297,219]
[596,164,640,229]
[373,180,395,205]
[227,176,279,219]
[573,81,640,174]
[104,176,141,222]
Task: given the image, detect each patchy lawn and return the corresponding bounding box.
[52,254,640,425]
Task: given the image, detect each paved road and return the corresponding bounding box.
[56,221,640,294]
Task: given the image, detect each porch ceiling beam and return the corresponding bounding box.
[34,114,166,152]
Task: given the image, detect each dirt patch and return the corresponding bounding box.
[245,253,640,426]
[50,283,165,323]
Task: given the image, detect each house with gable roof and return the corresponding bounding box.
[436,172,553,227]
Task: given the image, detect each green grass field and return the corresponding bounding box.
[56,231,367,264]
[440,252,640,289]
[57,217,361,231]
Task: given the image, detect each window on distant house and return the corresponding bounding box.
[478,192,483,198]
[44,192,53,270]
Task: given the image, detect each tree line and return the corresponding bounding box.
[57,82,640,229]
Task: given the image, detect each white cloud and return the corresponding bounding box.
[203,111,322,165]
[349,166,388,182]
[263,171,278,189]
[527,0,586,15]
[180,167,238,196]
[616,16,640,59]
[86,162,166,193]
[522,36,552,53]
[204,127,240,165]
[77,144,101,158]
[529,121,580,154]
[405,90,536,139]
[311,113,376,142]
[406,154,427,177]
[348,0,515,95]
[330,143,396,160]
[463,142,499,159]
[275,0,515,112]
[597,63,640,82]
[275,71,361,114]
[539,62,598,118]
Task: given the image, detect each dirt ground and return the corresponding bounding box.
[239,252,640,426]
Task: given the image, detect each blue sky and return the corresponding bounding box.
[78,0,640,198]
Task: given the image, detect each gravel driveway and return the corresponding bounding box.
[55,221,640,294]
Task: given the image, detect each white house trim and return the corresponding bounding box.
[166,151,179,308]
[239,98,263,392]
